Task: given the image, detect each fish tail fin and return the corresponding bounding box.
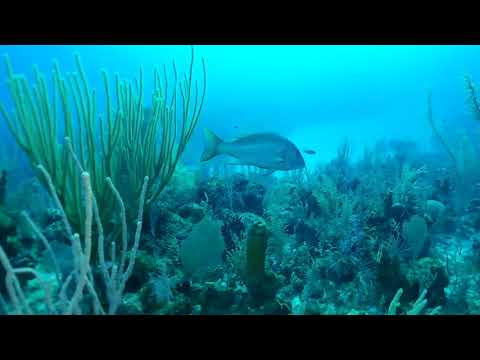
[201,128,224,161]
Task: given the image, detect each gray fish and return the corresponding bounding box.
[201,128,305,171]
[303,149,316,155]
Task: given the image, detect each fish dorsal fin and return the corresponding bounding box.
[224,158,243,166]
[232,132,288,144]
[231,132,253,141]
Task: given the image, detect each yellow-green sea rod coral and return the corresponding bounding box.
[0,46,206,234]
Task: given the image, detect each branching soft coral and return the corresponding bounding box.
[465,75,480,120]
[0,47,206,235]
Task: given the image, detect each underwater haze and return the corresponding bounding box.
[2,45,480,164]
[1,45,480,315]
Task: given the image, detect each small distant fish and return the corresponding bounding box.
[234,125,239,129]
[201,128,305,171]
[303,149,316,155]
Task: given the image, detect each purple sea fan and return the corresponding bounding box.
[327,215,373,283]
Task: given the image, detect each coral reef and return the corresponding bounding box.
[3,50,480,315]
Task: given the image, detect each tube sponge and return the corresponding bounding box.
[246,221,268,283]
[245,221,280,305]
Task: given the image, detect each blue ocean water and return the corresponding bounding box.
[1,45,479,166]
